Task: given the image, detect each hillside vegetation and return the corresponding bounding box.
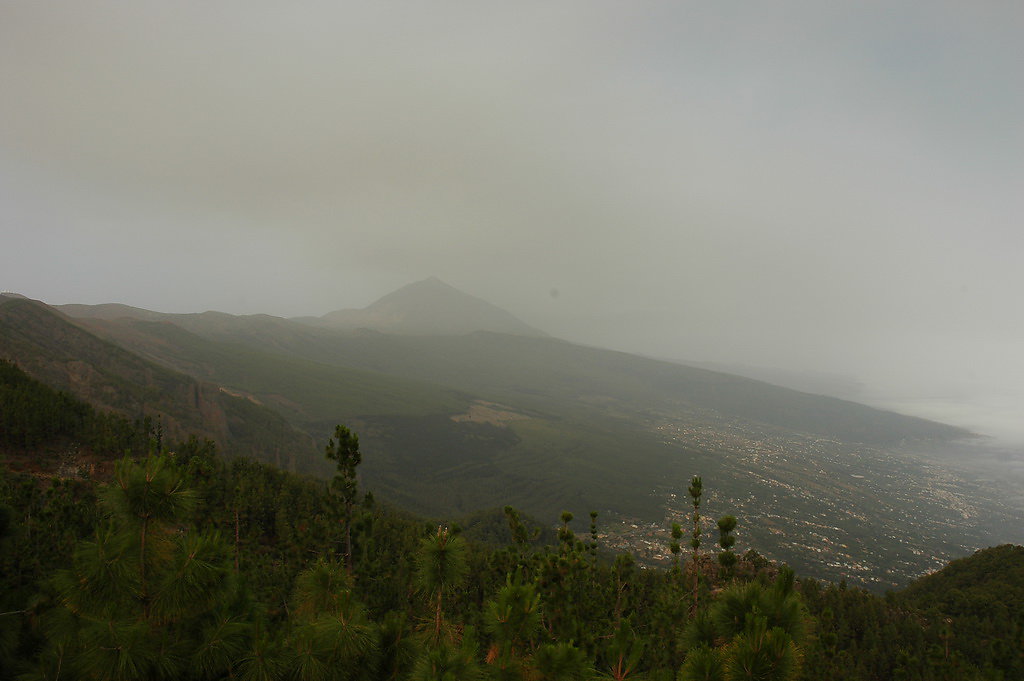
[45,285,1011,590]
[0,297,320,473]
[64,298,968,445]
[0,369,1020,681]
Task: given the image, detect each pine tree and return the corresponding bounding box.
[415,525,468,644]
[603,617,644,681]
[671,522,684,579]
[688,476,703,616]
[324,425,361,573]
[679,567,808,681]
[537,511,592,649]
[287,558,377,681]
[588,511,599,568]
[375,611,419,681]
[29,455,247,681]
[532,642,591,681]
[410,632,481,681]
[716,515,738,583]
[500,505,538,577]
[483,573,542,680]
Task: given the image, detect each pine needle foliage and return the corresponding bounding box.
[603,617,644,681]
[722,616,800,681]
[681,611,718,652]
[375,611,420,681]
[287,558,377,681]
[102,455,197,528]
[532,641,591,681]
[410,634,481,681]
[415,525,469,644]
[415,526,469,597]
[681,569,809,681]
[27,455,245,681]
[678,645,724,681]
[484,574,542,653]
[483,574,543,679]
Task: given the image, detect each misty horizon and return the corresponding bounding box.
[3,3,1022,444]
[8,274,1022,447]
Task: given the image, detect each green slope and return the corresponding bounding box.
[72,317,472,424]
[55,299,1007,592]
[0,298,319,472]
[62,303,968,445]
[67,315,687,521]
[900,544,1024,678]
[902,544,1024,615]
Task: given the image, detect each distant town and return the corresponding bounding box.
[594,415,1019,590]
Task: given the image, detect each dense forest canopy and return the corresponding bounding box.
[2,359,1022,680]
[0,358,1019,675]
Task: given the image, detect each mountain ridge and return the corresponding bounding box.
[55,285,970,445]
[0,296,321,473]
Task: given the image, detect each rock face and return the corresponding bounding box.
[0,296,224,442]
[302,277,547,337]
[0,296,317,470]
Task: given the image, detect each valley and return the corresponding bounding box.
[3,284,1020,592]
[5,8,1020,677]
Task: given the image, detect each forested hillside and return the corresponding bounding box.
[0,297,322,474]
[1,362,1020,681]
[47,291,1015,591]
[62,295,968,446]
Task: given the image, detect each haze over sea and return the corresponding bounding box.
[880,396,1024,447]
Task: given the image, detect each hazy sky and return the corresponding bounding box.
[2,3,1022,438]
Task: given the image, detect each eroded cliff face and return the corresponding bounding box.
[63,360,124,410]
[193,381,230,442]
[1,297,317,469]
[56,355,231,446]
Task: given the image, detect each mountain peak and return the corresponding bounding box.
[368,277,471,309]
[309,279,546,337]
[383,276,458,295]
